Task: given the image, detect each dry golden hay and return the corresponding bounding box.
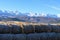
[0,21,60,26]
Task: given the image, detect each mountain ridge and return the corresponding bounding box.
[0,10,59,18]
[0,10,60,23]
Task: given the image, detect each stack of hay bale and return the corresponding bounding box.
[0,24,60,40]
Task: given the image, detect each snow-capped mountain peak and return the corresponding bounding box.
[27,12,47,17]
[57,14,60,17]
[0,10,59,18]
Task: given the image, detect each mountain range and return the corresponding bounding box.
[0,10,60,23]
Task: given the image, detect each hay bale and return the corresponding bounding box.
[39,25,48,32]
[27,33,58,40]
[0,34,13,40]
[35,25,41,33]
[10,25,22,34]
[13,34,26,40]
[56,33,60,40]
[27,33,40,40]
[51,25,60,33]
[0,25,10,34]
[39,25,52,32]
[47,33,57,40]
[23,25,34,34]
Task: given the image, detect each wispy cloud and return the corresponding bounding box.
[47,5,60,10]
[51,6,60,10]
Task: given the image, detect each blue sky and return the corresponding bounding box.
[0,0,60,15]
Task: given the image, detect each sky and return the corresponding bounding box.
[0,0,60,15]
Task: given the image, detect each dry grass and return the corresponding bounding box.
[0,21,60,26]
